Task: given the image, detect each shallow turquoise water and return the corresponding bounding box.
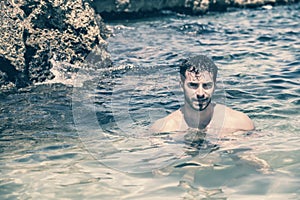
[1,4,300,199]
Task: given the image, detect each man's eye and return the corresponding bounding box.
[188,83,199,88]
[203,83,213,89]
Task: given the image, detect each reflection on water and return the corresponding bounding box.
[1,3,300,199]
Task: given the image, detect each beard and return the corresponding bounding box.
[190,98,211,111]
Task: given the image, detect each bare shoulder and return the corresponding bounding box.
[150,109,185,133]
[224,106,255,131]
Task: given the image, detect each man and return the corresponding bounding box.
[151,55,254,136]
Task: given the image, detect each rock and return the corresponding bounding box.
[0,1,27,90]
[92,0,185,13]
[1,0,298,91]
[0,0,111,90]
[92,0,299,17]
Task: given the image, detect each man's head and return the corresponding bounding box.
[179,55,218,111]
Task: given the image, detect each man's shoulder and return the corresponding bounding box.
[214,104,254,131]
[150,109,184,133]
[225,106,254,131]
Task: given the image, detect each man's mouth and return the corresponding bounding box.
[193,98,211,110]
[195,99,208,103]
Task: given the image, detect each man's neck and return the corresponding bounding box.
[182,103,214,129]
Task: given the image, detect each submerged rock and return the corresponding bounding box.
[0,0,111,91]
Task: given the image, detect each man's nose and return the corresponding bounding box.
[196,86,205,98]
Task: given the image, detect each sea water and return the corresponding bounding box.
[0,4,299,199]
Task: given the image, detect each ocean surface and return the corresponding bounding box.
[1,3,299,199]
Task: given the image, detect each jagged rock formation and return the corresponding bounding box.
[0,0,111,91]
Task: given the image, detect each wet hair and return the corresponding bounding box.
[180,55,218,82]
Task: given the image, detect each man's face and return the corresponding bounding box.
[181,70,215,111]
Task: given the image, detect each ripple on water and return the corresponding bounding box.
[291,99,300,105]
[264,78,299,85]
[172,22,216,35]
[257,35,274,42]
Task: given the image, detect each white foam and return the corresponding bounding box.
[37,55,136,87]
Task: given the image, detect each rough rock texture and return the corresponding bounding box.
[0,0,111,90]
[92,0,185,13]
[0,2,27,89]
[93,0,299,16]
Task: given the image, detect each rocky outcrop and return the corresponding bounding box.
[1,0,298,91]
[0,0,111,91]
[93,0,299,17]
